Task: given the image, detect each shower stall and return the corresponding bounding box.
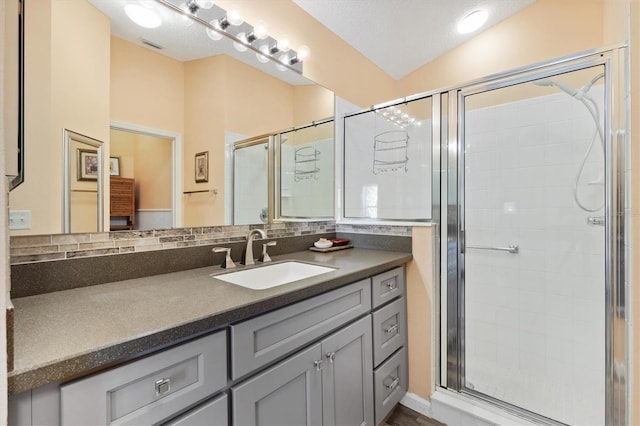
[434,46,628,425]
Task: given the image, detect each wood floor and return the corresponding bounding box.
[382,404,446,426]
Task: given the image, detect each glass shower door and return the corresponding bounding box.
[461,66,606,424]
[233,136,270,225]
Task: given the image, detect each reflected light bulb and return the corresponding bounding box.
[275,53,289,71]
[256,45,270,63]
[233,32,248,52]
[277,38,290,52]
[206,19,223,40]
[254,21,269,39]
[227,9,243,26]
[195,0,214,9]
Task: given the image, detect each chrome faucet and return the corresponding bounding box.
[242,229,267,265]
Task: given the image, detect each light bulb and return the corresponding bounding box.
[206,19,223,40]
[254,21,269,39]
[276,53,289,71]
[227,9,243,26]
[233,32,248,52]
[195,0,214,9]
[297,45,310,61]
[457,10,488,34]
[256,45,270,63]
[277,38,290,52]
[125,4,162,28]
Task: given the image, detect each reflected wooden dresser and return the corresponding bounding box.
[110,177,135,231]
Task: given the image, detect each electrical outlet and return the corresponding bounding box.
[9,210,31,230]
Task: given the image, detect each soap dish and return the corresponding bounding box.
[314,240,333,249]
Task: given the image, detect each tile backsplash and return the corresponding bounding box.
[10,221,336,265]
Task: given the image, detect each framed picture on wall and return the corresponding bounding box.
[109,157,120,176]
[78,149,98,181]
[195,151,208,183]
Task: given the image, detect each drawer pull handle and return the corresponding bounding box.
[384,324,399,335]
[155,378,171,396]
[385,280,397,291]
[326,352,336,363]
[385,377,400,391]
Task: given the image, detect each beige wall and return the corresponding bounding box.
[406,227,434,398]
[110,36,184,135]
[9,0,110,235]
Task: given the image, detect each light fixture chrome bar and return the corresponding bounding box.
[466,244,519,254]
[154,0,304,74]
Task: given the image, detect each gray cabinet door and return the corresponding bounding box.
[232,343,323,426]
[321,316,374,426]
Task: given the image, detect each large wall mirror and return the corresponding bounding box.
[10,0,335,236]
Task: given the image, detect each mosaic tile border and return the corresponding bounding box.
[336,223,413,237]
[9,221,336,265]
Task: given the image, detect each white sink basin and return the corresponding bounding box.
[213,261,337,290]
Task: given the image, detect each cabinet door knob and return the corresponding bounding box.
[326,352,336,363]
[384,279,397,290]
[155,378,171,396]
[314,360,324,371]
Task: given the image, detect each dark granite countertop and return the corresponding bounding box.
[9,248,411,393]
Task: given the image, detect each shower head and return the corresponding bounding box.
[533,78,578,97]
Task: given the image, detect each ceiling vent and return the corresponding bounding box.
[140,38,164,50]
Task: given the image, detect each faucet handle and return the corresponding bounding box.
[213,247,236,269]
[259,241,277,263]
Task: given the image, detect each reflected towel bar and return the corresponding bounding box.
[466,244,519,254]
[183,189,218,195]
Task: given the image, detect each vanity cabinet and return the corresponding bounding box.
[9,264,408,426]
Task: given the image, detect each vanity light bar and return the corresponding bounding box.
[154,0,305,74]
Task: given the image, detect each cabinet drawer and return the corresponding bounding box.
[61,331,227,425]
[372,297,407,367]
[230,279,371,380]
[374,347,408,426]
[164,393,228,426]
[371,267,405,309]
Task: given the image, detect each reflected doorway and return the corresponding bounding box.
[109,122,182,230]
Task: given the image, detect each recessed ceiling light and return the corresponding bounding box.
[457,9,488,34]
[124,4,161,28]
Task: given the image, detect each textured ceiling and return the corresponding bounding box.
[293,0,536,80]
[88,0,535,85]
[87,0,312,85]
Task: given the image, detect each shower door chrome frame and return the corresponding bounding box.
[444,46,629,426]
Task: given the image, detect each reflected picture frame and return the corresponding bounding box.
[78,149,99,181]
[195,151,208,183]
[109,157,120,176]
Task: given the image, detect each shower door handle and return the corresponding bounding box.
[466,244,519,254]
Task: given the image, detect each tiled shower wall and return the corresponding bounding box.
[464,87,605,424]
